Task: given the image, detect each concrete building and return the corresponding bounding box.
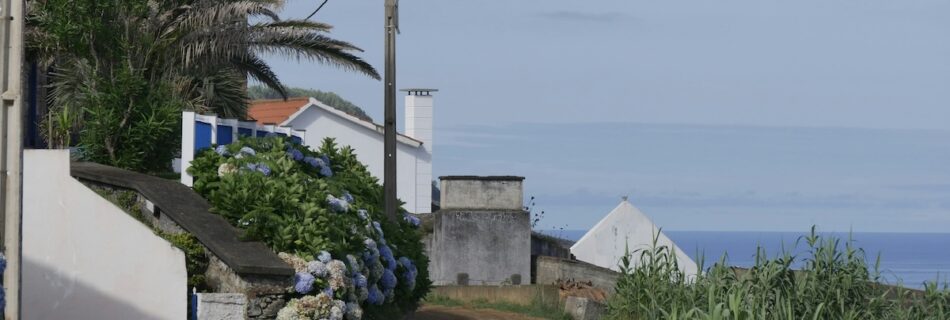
[427,176,531,286]
[247,90,435,214]
[570,199,699,277]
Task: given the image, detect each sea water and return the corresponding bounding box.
[547,230,950,289]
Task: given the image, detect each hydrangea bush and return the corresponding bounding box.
[188,137,429,319]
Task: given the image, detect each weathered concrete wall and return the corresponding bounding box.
[536,256,620,294]
[197,293,246,320]
[564,296,607,320]
[430,285,559,308]
[440,176,524,210]
[532,232,573,259]
[429,210,531,285]
[22,150,187,320]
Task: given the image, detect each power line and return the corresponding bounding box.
[305,0,330,20]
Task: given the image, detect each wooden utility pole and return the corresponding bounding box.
[383,0,399,221]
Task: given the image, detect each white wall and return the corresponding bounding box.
[287,106,431,213]
[22,150,187,320]
[570,201,698,277]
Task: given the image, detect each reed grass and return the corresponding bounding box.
[606,227,950,320]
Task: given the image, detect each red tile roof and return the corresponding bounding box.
[247,97,310,125]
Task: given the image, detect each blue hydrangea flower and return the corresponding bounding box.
[353,274,368,288]
[293,272,315,294]
[239,147,256,156]
[304,156,319,168]
[318,251,332,263]
[286,148,304,161]
[307,260,328,278]
[320,154,331,165]
[398,257,413,268]
[403,214,421,227]
[327,195,349,213]
[255,163,271,176]
[245,163,258,171]
[381,269,397,290]
[324,286,334,297]
[214,145,230,156]
[320,165,333,177]
[346,254,361,272]
[357,209,368,220]
[379,244,396,270]
[372,221,384,237]
[367,285,384,305]
[342,191,354,203]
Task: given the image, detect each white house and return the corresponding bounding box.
[247,90,435,214]
[570,199,699,278]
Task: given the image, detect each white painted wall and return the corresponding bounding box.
[286,100,432,213]
[405,94,433,214]
[22,150,187,320]
[571,200,699,278]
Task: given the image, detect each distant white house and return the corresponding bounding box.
[247,91,435,214]
[571,199,699,277]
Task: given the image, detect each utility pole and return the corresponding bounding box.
[1,0,26,317]
[383,0,399,221]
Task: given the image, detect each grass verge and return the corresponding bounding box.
[424,294,572,320]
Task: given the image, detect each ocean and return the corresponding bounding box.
[546,230,950,289]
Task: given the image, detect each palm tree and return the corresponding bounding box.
[28,0,379,145]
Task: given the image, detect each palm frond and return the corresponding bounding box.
[231,52,288,100]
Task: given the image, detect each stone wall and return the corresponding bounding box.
[535,256,620,294]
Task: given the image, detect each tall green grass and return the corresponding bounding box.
[606,227,950,320]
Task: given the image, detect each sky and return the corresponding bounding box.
[263,0,950,232]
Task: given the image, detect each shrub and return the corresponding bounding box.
[188,137,430,319]
[74,66,182,173]
[606,228,950,320]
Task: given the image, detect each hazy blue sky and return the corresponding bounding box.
[264,1,950,232]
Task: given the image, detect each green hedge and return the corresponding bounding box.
[188,137,430,319]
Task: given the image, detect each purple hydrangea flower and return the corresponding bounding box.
[320,154,330,165]
[367,285,384,305]
[286,149,304,161]
[342,191,354,203]
[294,272,315,294]
[214,145,230,156]
[318,251,332,263]
[381,269,397,290]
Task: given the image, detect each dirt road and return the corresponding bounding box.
[408,304,548,320]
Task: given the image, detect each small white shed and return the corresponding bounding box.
[570,199,699,277]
